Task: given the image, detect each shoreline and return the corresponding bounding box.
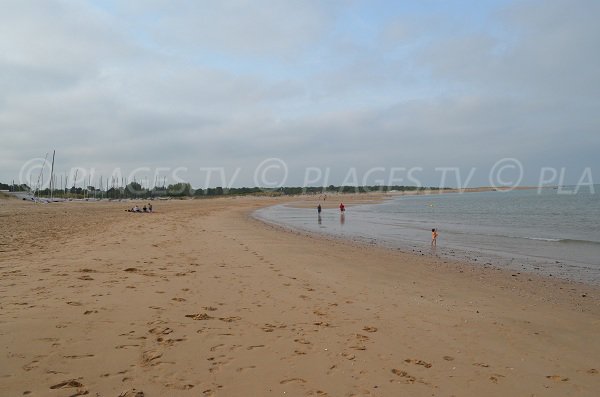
[255,191,600,287]
[249,203,599,308]
[1,197,599,396]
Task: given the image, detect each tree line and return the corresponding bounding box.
[1,181,445,199]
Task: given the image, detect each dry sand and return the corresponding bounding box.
[0,196,599,396]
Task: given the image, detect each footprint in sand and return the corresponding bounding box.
[280,378,307,384]
[247,345,265,350]
[546,375,569,382]
[405,359,432,368]
[489,374,505,383]
[22,359,40,371]
[165,383,194,390]
[50,379,84,389]
[391,369,416,384]
[149,327,173,335]
[202,386,223,396]
[63,354,94,359]
[363,326,378,333]
[355,334,370,342]
[349,334,368,350]
[219,316,241,322]
[156,337,186,346]
[116,344,140,349]
[210,344,225,352]
[209,357,232,373]
[185,313,213,320]
[262,323,287,332]
[118,389,145,397]
[236,365,256,372]
[141,350,163,366]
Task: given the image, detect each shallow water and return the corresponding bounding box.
[254,187,600,285]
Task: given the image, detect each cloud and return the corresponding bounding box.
[419,0,600,99]
[1,0,598,188]
[121,0,333,59]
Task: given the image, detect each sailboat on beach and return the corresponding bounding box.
[14,150,64,203]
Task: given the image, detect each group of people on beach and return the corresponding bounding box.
[127,203,153,213]
[316,203,345,215]
[317,203,439,245]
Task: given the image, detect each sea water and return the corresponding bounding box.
[254,187,600,285]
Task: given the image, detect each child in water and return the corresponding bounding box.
[431,228,438,246]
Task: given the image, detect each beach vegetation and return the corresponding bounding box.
[0,180,446,200]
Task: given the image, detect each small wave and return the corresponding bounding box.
[514,236,600,245]
[442,230,600,246]
[557,238,600,246]
[523,237,563,242]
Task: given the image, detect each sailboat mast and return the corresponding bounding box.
[49,150,55,201]
[35,152,48,199]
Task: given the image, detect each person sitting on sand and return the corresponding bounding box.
[148,203,153,213]
[133,205,140,212]
[431,228,438,246]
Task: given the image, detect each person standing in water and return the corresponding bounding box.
[339,203,345,212]
[317,204,322,214]
[431,228,438,246]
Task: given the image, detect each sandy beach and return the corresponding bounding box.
[1,196,599,397]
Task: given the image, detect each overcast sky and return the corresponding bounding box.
[1,0,598,189]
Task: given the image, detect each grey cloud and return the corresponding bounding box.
[122,0,332,59]
[419,0,600,99]
[1,1,598,188]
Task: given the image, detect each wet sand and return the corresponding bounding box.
[0,196,598,396]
